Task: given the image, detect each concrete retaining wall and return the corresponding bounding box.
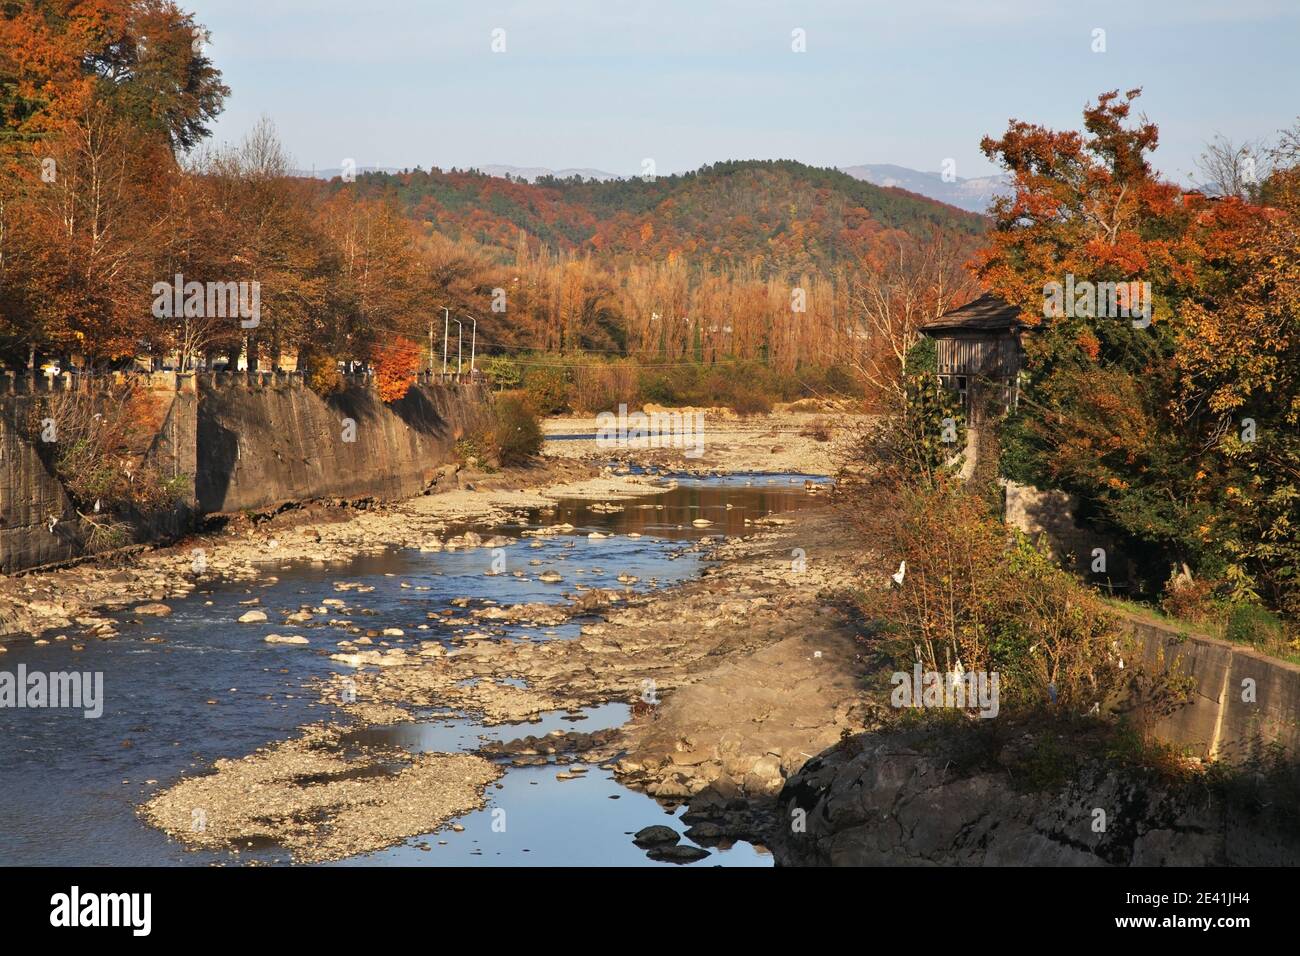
[0,372,488,573]
[1127,613,1300,763]
[196,375,487,514]
[1005,480,1135,587]
[0,411,81,571]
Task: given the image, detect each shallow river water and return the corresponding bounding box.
[0,472,827,866]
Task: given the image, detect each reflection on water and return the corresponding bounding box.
[0,473,826,866]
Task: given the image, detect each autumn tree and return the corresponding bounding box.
[1174,127,1300,611]
[0,0,227,368]
[316,188,426,374]
[7,105,176,363]
[849,231,977,405]
[981,90,1300,610]
[373,335,420,403]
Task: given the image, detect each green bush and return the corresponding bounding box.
[481,355,522,390]
[902,341,966,476]
[505,351,864,414]
[1225,602,1285,648]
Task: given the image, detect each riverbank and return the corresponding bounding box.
[0,401,858,645]
[542,402,867,475]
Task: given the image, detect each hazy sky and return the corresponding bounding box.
[195,0,1299,183]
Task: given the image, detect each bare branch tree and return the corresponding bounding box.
[847,233,976,404]
[1196,133,1267,200]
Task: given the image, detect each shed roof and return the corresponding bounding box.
[919,293,1025,333]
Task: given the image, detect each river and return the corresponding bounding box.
[0,472,827,866]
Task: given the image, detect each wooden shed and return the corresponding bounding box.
[918,292,1027,420]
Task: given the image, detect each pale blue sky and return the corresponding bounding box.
[195,0,1299,183]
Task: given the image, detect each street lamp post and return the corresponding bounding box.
[461,314,477,378]
[451,318,463,380]
[441,307,450,379]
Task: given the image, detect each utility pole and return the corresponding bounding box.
[428,316,434,376]
[441,307,450,378]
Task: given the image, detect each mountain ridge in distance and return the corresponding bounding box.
[295,162,1008,215]
[838,163,1011,214]
[334,158,986,279]
[473,163,1011,213]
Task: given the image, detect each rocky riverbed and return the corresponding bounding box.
[139,504,879,863]
[5,400,892,866]
[18,407,1294,868]
[543,402,869,476]
[0,458,663,644]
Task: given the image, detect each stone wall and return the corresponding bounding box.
[0,371,488,573]
[0,409,80,572]
[1004,479,1135,586]
[0,373,196,573]
[1002,482,1300,760]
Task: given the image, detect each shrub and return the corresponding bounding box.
[1225,601,1286,648]
[305,357,344,396]
[490,393,543,466]
[570,359,639,413]
[521,365,570,415]
[728,386,773,416]
[19,382,190,550]
[374,336,421,403]
[480,355,522,391]
[1159,575,1219,624]
[850,477,1137,719]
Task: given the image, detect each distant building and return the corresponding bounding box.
[918,292,1028,420]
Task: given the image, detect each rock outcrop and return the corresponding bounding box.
[772,734,1300,866]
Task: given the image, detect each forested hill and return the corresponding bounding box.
[338,159,987,275]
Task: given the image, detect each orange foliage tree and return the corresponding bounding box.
[980,89,1300,610]
[373,336,421,403]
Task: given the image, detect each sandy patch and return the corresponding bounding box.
[543,407,871,475]
[140,723,501,863]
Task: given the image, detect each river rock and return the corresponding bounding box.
[772,733,1300,867]
[632,825,680,849]
[742,755,784,796]
[237,610,268,623]
[264,634,309,645]
[647,844,710,863]
[134,603,172,617]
